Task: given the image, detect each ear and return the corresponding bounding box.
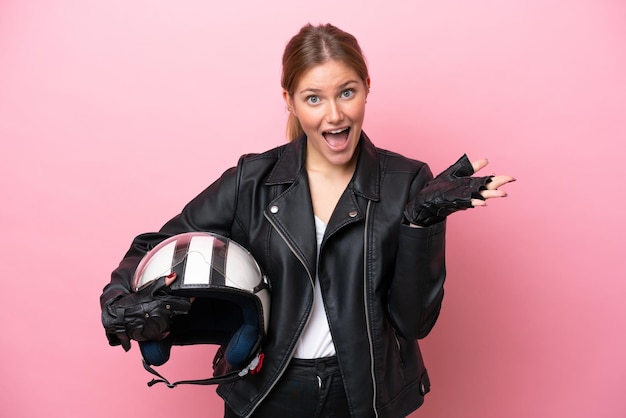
[282,90,294,112]
[365,77,371,97]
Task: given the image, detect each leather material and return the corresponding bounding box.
[404,154,493,227]
[101,276,192,351]
[101,132,446,418]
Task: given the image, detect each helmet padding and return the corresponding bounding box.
[140,292,261,368]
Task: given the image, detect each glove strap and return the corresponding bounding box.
[113,306,132,351]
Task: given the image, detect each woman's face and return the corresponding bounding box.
[284,59,370,170]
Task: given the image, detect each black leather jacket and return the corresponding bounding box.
[101,132,446,418]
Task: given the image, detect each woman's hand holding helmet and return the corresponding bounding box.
[404,154,515,227]
[101,273,192,351]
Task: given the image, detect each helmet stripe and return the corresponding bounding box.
[172,233,193,282]
[210,236,228,286]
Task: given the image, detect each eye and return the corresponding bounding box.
[340,89,354,99]
[306,95,320,105]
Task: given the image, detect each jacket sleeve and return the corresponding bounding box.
[99,162,242,346]
[387,163,447,340]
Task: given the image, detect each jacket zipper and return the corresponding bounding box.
[363,201,379,418]
[244,213,316,418]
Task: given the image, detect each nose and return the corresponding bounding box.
[325,100,344,123]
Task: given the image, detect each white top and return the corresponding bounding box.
[293,216,337,359]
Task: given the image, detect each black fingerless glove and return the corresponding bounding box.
[101,276,192,351]
[404,154,493,227]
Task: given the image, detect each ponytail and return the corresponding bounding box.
[286,112,303,142]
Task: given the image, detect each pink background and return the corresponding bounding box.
[1,1,625,417]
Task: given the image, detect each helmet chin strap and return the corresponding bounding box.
[142,352,265,388]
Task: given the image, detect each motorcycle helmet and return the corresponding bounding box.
[131,232,270,387]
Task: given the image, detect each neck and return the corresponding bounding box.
[306,157,357,180]
[305,144,359,180]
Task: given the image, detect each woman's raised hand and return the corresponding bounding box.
[404,154,515,227]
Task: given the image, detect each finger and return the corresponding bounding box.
[164,272,177,286]
[471,158,489,173]
[486,175,516,190]
[471,198,488,207]
[480,189,508,200]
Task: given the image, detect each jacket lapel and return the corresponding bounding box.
[325,132,380,239]
[264,136,317,279]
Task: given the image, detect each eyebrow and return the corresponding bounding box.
[298,80,359,95]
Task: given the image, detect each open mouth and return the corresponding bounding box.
[322,127,350,149]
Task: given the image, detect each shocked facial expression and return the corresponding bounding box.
[284,59,370,170]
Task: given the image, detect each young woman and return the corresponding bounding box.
[101,23,514,418]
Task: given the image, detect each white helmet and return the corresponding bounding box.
[131,232,270,387]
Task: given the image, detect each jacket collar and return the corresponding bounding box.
[265,131,380,202]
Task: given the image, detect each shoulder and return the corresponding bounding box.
[361,132,430,175]
[374,146,432,178]
[232,142,294,185]
[238,142,287,165]
[235,142,288,171]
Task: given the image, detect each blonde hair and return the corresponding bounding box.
[281,23,369,141]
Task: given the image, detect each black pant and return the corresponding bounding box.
[224,356,351,418]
